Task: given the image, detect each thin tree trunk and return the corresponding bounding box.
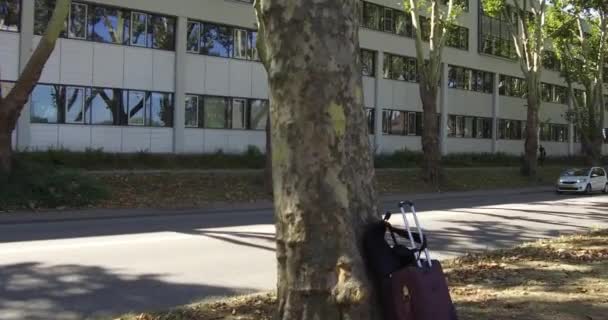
[255,0,381,319]
[0,0,70,174]
[420,86,441,188]
[264,113,272,195]
[0,121,12,173]
[522,82,540,177]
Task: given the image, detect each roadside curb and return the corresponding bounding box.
[0,187,554,225]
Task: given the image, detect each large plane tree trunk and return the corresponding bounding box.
[254,0,381,319]
[0,0,70,174]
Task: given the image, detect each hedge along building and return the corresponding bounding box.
[0,0,607,156]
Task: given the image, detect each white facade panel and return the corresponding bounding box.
[58,125,91,151]
[204,57,230,96]
[92,44,125,88]
[497,140,524,155]
[251,63,269,99]
[123,47,154,90]
[229,60,252,97]
[447,138,493,154]
[543,142,569,156]
[35,37,61,84]
[30,124,59,150]
[121,127,152,152]
[540,102,568,124]
[203,130,229,153]
[60,40,94,86]
[225,130,250,153]
[153,50,176,92]
[362,76,375,107]
[246,130,266,151]
[0,32,19,81]
[499,96,527,120]
[184,129,205,153]
[150,128,174,153]
[91,126,123,152]
[185,54,206,94]
[378,79,393,108]
[448,89,493,117]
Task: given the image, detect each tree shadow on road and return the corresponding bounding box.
[0,262,256,320]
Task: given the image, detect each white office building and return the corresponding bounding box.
[1,0,607,156]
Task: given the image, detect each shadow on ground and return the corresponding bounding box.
[0,262,255,320]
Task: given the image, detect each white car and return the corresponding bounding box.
[556,167,608,194]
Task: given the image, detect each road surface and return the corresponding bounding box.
[0,189,607,320]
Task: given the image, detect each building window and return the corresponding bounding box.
[148,92,173,127]
[499,75,527,98]
[64,86,86,124]
[126,90,147,126]
[234,28,250,59]
[31,84,64,124]
[89,6,129,44]
[448,65,493,93]
[0,0,19,32]
[498,119,525,140]
[200,23,233,57]
[382,7,394,32]
[540,123,568,142]
[449,115,492,138]
[203,96,229,129]
[68,2,87,39]
[187,21,201,53]
[446,25,469,50]
[248,99,269,130]
[479,7,517,59]
[34,1,175,50]
[150,15,176,50]
[231,98,246,129]
[384,53,418,82]
[541,83,567,104]
[362,2,381,30]
[382,109,422,136]
[130,12,148,47]
[361,49,376,77]
[185,95,199,128]
[366,108,375,134]
[87,88,124,125]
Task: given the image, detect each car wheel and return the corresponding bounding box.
[585,184,592,194]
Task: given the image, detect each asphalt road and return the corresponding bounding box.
[1,189,607,320]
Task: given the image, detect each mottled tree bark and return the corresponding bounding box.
[264,113,272,195]
[419,81,442,187]
[254,0,381,319]
[0,0,70,173]
[522,79,540,177]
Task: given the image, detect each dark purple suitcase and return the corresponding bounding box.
[382,201,458,320]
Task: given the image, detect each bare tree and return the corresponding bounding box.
[254,0,381,319]
[0,0,71,173]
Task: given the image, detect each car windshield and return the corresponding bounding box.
[561,169,590,177]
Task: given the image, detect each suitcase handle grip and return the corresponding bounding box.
[399,200,414,208]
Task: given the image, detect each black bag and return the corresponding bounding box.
[363,214,427,278]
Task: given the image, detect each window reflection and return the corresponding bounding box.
[204,96,228,129]
[31,84,63,124]
[248,100,268,130]
[65,87,86,124]
[69,2,87,39]
[148,92,173,127]
[231,99,246,129]
[201,23,233,57]
[126,90,147,125]
[0,0,20,31]
[89,6,127,44]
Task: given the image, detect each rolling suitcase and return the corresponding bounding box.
[382,201,458,320]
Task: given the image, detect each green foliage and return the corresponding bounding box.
[481,0,506,18]
[0,161,108,210]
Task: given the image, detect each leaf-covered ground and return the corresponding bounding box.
[113,229,608,320]
[95,167,562,209]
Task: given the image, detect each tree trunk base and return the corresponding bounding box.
[0,131,13,175]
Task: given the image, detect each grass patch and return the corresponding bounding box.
[95,167,562,209]
[112,229,608,320]
[15,148,600,171]
[0,161,108,211]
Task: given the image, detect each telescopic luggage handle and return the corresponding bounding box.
[399,201,433,268]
